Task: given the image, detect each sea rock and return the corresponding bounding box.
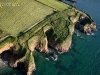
[0,59,7,68]
[51,54,58,61]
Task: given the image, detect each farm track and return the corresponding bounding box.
[23,19,44,33]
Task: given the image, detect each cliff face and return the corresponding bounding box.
[47,23,74,53]
[35,37,49,53]
[84,22,96,34]
[54,34,72,53]
[28,35,49,54]
[0,42,36,75]
[0,43,14,54]
[27,52,36,75]
[74,13,96,35]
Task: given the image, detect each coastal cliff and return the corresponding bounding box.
[0,2,96,75]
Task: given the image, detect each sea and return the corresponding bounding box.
[0,0,100,75]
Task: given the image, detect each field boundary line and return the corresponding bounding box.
[23,19,44,33]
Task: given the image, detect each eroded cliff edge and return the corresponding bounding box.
[0,5,96,75]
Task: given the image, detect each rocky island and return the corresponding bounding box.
[0,0,96,75]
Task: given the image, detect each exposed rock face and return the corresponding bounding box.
[13,51,36,75]
[28,36,40,52]
[0,59,7,68]
[74,15,96,34]
[84,22,96,34]
[0,43,14,54]
[27,63,36,75]
[0,43,36,75]
[13,52,36,75]
[48,30,73,53]
[28,36,49,53]
[35,37,49,54]
[48,34,72,53]
[27,52,36,75]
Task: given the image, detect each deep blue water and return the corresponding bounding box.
[0,0,100,75]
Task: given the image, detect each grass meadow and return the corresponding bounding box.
[0,0,53,36]
[37,0,69,11]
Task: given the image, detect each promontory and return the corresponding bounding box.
[0,0,96,75]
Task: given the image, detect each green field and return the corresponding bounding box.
[0,0,54,36]
[37,0,69,11]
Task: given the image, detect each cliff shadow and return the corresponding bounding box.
[45,28,54,41]
[55,60,71,75]
[16,62,27,75]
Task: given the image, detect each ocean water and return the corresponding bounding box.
[0,0,100,75]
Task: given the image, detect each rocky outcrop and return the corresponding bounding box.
[28,36,49,53]
[73,14,96,34]
[55,35,72,53]
[0,42,36,75]
[0,59,7,68]
[35,37,49,54]
[48,25,74,53]
[0,43,14,54]
[28,36,40,52]
[13,51,36,75]
[84,22,96,34]
[27,52,36,75]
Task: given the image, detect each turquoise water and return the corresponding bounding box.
[0,0,100,75]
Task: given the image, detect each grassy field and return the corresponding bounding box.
[0,0,53,36]
[37,0,69,11]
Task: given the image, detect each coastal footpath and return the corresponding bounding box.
[0,0,96,75]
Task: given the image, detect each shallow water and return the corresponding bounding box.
[0,0,100,75]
